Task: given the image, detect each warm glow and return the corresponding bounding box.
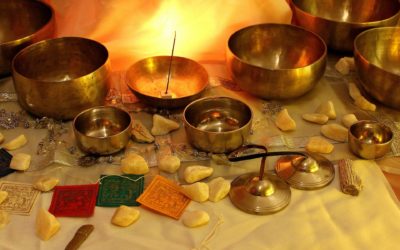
[45,0,291,71]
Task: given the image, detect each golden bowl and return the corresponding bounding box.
[354,27,400,109]
[183,96,252,153]
[291,0,400,51]
[126,56,209,109]
[0,0,55,76]
[226,23,326,100]
[12,37,110,120]
[348,120,393,159]
[73,106,132,155]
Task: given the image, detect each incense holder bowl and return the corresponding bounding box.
[126,56,209,109]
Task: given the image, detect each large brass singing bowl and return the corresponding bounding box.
[226,23,326,100]
[0,0,55,76]
[183,96,252,153]
[354,27,400,109]
[12,37,110,120]
[126,56,209,109]
[291,0,400,51]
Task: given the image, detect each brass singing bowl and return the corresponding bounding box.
[12,37,110,120]
[183,96,252,153]
[126,56,209,109]
[73,106,132,155]
[226,23,326,100]
[348,120,393,159]
[291,0,400,51]
[0,0,55,76]
[354,27,400,109]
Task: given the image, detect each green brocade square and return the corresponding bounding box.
[96,175,144,207]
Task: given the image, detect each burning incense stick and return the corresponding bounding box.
[163,31,177,98]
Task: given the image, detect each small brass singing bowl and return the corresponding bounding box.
[226,23,326,100]
[73,106,132,155]
[291,0,400,51]
[0,0,55,76]
[12,37,110,120]
[348,120,393,160]
[354,27,400,109]
[183,96,252,153]
[126,56,209,109]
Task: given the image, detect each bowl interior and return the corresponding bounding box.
[350,121,393,144]
[184,97,252,133]
[13,37,108,81]
[126,56,208,99]
[292,0,400,23]
[355,27,400,76]
[228,24,325,70]
[0,0,52,44]
[74,107,131,138]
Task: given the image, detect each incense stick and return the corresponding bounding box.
[165,31,176,95]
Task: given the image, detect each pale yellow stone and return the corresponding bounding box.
[341,114,358,128]
[0,191,8,204]
[2,134,27,151]
[131,120,154,143]
[0,211,9,229]
[181,182,209,202]
[111,205,140,227]
[121,152,149,175]
[335,57,354,75]
[158,155,181,173]
[354,96,376,111]
[302,113,329,125]
[348,82,362,100]
[182,210,210,228]
[275,108,296,131]
[208,177,231,202]
[9,153,31,171]
[36,208,61,241]
[183,165,214,183]
[315,101,336,119]
[34,177,60,192]
[305,136,334,154]
[151,114,179,136]
[321,123,348,142]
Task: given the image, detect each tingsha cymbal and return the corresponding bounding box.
[275,152,335,190]
[229,172,291,215]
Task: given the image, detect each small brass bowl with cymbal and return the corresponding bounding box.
[73,106,132,155]
[183,96,252,153]
[126,56,209,109]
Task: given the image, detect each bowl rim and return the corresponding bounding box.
[354,26,400,77]
[0,0,55,47]
[227,23,327,71]
[73,105,132,140]
[182,96,253,135]
[125,55,209,101]
[11,36,110,82]
[291,0,400,26]
[348,120,394,145]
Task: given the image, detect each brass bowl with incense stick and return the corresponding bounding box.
[126,56,209,109]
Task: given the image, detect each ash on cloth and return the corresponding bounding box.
[136,175,190,220]
[96,175,144,207]
[0,181,40,215]
[49,184,99,217]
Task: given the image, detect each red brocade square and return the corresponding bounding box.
[49,184,99,217]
